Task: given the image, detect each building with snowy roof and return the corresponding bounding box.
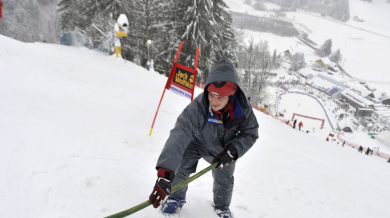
[340,89,374,109]
[315,57,338,71]
[298,68,317,79]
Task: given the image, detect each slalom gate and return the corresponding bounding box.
[291,113,325,129]
[276,91,335,130]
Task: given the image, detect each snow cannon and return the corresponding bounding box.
[116,14,129,36]
[114,14,129,58]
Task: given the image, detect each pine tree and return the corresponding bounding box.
[246,37,256,72]
[253,2,266,11]
[100,0,131,20]
[329,49,342,64]
[250,74,260,103]
[316,39,332,57]
[214,9,239,68]
[180,0,215,82]
[291,52,306,71]
[272,49,277,68]
[58,0,87,32]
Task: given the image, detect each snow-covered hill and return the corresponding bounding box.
[1,35,390,218]
[226,0,390,91]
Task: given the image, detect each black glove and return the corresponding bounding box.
[212,144,238,169]
[149,168,175,208]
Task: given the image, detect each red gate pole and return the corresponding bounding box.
[0,0,3,33]
[149,42,183,136]
[149,88,167,136]
[191,47,200,102]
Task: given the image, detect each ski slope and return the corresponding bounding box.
[1,35,390,218]
[278,93,332,137]
[225,0,390,91]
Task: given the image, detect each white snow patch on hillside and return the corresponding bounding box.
[1,35,390,218]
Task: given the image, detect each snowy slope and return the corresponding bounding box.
[348,0,390,35]
[1,36,390,218]
[226,0,390,88]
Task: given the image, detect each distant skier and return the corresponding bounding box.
[286,120,290,125]
[293,119,297,129]
[342,141,345,147]
[365,147,370,155]
[313,128,315,133]
[387,158,390,163]
[298,121,303,131]
[358,146,363,153]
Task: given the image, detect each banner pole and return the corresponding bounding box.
[194,47,199,72]
[191,47,200,102]
[149,42,183,136]
[174,42,184,63]
[149,87,167,136]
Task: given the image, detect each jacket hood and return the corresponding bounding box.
[205,60,240,88]
[203,60,249,109]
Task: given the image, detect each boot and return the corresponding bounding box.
[160,194,186,214]
[215,206,234,218]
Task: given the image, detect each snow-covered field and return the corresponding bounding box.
[1,35,390,218]
[226,0,390,93]
[278,91,390,154]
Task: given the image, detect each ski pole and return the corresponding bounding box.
[105,162,218,218]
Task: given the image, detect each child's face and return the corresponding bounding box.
[208,93,229,111]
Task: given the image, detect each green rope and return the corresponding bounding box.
[105,162,218,218]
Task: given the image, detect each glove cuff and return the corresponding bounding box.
[157,168,175,181]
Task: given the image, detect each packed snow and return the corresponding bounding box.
[226,0,390,93]
[1,35,390,218]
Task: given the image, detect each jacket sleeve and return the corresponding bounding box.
[156,99,202,172]
[228,106,259,158]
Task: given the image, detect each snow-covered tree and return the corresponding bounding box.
[253,2,266,11]
[179,0,214,82]
[250,72,271,105]
[58,0,88,32]
[290,52,306,71]
[329,49,343,64]
[56,0,239,77]
[238,38,272,105]
[301,32,308,39]
[215,10,239,68]
[316,39,332,57]
[272,49,277,68]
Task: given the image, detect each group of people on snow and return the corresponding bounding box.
[358,146,374,156]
